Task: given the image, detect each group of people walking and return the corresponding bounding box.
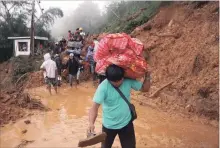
[40,30,101,94]
[40,30,151,148]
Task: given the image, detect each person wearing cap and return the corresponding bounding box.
[79,27,85,39]
[66,53,80,87]
[40,53,58,95]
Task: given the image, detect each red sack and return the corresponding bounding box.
[94,33,147,78]
[129,38,144,55]
[95,58,111,74]
[94,33,130,61]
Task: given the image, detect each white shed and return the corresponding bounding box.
[8,36,48,57]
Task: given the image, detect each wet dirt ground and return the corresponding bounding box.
[0,82,218,148]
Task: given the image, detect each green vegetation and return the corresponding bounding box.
[11,56,43,83]
[101,1,164,34]
[0,1,63,62]
[60,1,172,35]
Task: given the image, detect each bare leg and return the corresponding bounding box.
[76,69,80,84]
[91,64,96,86]
[75,83,78,89]
[75,76,78,89]
[47,85,52,95]
[69,74,73,87]
[54,86,58,94]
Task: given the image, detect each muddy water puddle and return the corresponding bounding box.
[0,82,218,148]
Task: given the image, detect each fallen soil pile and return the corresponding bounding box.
[0,60,50,126]
[25,71,45,89]
[0,90,50,125]
[0,102,24,126]
[132,2,219,120]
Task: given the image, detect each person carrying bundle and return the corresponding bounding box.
[88,64,151,148]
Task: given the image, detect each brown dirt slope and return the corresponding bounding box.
[134,2,219,120]
[0,61,49,126]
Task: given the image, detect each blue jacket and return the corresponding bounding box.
[85,46,94,64]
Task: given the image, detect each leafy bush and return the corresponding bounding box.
[11,56,43,83]
[123,15,149,33]
[0,2,63,62]
[100,1,169,34]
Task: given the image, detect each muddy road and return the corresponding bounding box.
[0,82,218,148]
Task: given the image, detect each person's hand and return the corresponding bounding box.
[87,123,95,134]
[146,65,152,74]
[145,71,151,77]
[145,71,151,82]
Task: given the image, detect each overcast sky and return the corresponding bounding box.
[35,1,109,38]
[36,1,109,18]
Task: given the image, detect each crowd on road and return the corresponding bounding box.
[40,28,151,148]
[40,27,103,95]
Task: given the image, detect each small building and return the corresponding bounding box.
[8,36,48,56]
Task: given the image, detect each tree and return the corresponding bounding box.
[0,1,63,62]
[35,8,63,39]
[0,1,32,32]
[0,1,32,62]
[36,7,63,29]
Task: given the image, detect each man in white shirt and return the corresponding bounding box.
[40,53,58,95]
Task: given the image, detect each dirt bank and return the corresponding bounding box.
[0,60,49,126]
[132,2,219,121]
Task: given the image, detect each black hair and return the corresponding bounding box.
[76,28,79,31]
[105,64,124,82]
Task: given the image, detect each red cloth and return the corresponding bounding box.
[94,33,147,79]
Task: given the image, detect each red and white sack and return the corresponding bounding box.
[94,33,147,79]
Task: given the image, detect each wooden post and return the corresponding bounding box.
[30,0,35,56]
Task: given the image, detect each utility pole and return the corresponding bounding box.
[30,0,35,56]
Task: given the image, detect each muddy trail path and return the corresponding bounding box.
[0,82,218,148]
